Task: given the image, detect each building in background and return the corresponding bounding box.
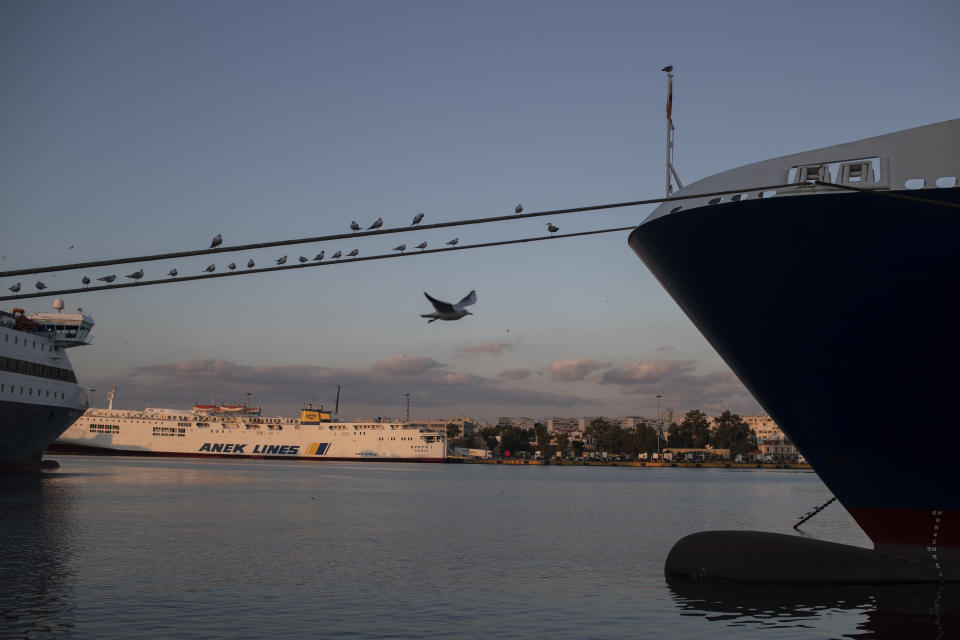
[497,417,535,431]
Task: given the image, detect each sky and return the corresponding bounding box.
[2,0,958,422]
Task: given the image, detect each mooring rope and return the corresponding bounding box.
[793,496,837,530]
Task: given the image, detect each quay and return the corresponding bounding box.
[447,457,812,470]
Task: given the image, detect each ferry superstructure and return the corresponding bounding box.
[52,399,446,462]
[0,300,95,470]
[629,119,960,579]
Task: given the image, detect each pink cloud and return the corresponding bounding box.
[600,360,695,384]
[548,359,611,381]
[498,368,532,380]
[456,341,513,357]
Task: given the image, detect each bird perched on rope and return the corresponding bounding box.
[167,268,178,277]
[393,244,406,253]
[126,269,144,280]
[515,204,523,214]
[299,256,308,263]
[228,262,237,270]
[247,259,255,269]
[97,275,116,284]
[346,249,359,257]
[350,221,360,233]
[368,217,383,230]
[446,238,459,246]
[81,276,90,287]
[332,250,342,259]
[547,223,559,235]
[210,233,222,249]
[203,264,215,273]
[35,281,46,290]
[415,241,427,251]
[421,290,476,323]
[276,255,287,265]
[7,282,20,293]
[411,212,424,225]
[314,251,324,261]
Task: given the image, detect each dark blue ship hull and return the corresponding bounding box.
[0,399,82,470]
[629,187,960,553]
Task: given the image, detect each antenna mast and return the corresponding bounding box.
[334,384,341,416]
[106,386,117,411]
[663,65,683,196]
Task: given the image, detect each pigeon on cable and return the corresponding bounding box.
[210,233,222,249]
[247,259,255,269]
[97,275,116,284]
[7,282,20,293]
[346,249,359,257]
[82,276,90,287]
[421,290,477,323]
[314,251,324,261]
[331,250,342,259]
[350,221,360,233]
[299,256,308,263]
[203,264,215,273]
[126,269,144,280]
[446,238,459,246]
[415,241,427,250]
[546,223,559,235]
[168,268,178,277]
[393,244,406,253]
[276,255,287,265]
[228,262,237,270]
[35,281,47,290]
[411,212,424,225]
[515,204,523,214]
[368,217,383,230]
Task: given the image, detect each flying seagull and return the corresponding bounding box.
[314,251,324,261]
[210,233,222,249]
[421,290,477,323]
[126,269,144,280]
[662,65,673,72]
[203,264,215,273]
[411,212,424,225]
[276,255,287,265]
[228,262,237,270]
[7,282,20,293]
[97,275,116,284]
[247,259,255,269]
[35,281,47,290]
[515,204,523,214]
[168,268,178,277]
[547,223,559,235]
[68,245,75,250]
[415,241,427,250]
[332,250,342,259]
[446,238,459,246]
[368,217,383,230]
[350,221,360,232]
[346,249,359,257]
[81,276,90,287]
[393,244,406,253]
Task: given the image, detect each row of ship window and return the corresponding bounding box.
[89,424,120,433]
[0,355,77,382]
[1,382,67,400]
[3,333,61,351]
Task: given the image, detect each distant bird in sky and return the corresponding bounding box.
[126,269,144,280]
[314,251,324,261]
[7,282,20,293]
[168,268,178,277]
[203,264,215,273]
[97,275,116,284]
[35,281,47,290]
[332,250,342,259]
[662,64,673,72]
[393,244,406,253]
[411,212,424,225]
[421,290,476,323]
[276,255,287,265]
[415,241,427,250]
[515,204,523,214]
[247,259,255,269]
[68,245,75,250]
[228,262,237,270]
[350,221,360,233]
[299,256,308,263]
[547,223,559,234]
[210,233,222,249]
[446,238,459,246]
[346,249,359,257]
[368,217,383,230]
[81,276,90,287]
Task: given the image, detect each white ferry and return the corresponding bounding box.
[51,394,446,462]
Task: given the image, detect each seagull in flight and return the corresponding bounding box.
[515,204,523,214]
[346,249,359,257]
[35,281,47,290]
[331,250,342,259]
[210,233,222,249]
[546,223,559,235]
[415,241,427,250]
[203,264,215,273]
[97,275,116,284]
[368,217,383,230]
[7,282,20,293]
[412,212,424,225]
[126,269,144,280]
[82,276,90,287]
[350,221,360,232]
[247,259,255,269]
[314,251,324,261]
[276,255,287,265]
[228,262,237,270]
[421,290,476,323]
[168,268,178,277]
[393,244,406,253]
[299,256,308,263]
[446,238,459,246]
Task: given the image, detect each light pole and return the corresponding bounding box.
[656,394,663,454]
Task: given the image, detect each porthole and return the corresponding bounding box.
[935,176,957,188]
[708,197,722,205]
[905,178,925,189]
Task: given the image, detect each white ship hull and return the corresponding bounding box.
[51,408,446,462]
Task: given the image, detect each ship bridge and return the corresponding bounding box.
[28,299,95,348]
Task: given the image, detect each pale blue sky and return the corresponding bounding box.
[2,0,958,420]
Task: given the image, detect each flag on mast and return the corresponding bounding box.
[666,75,673,122]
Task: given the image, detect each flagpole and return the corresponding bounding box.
[663,65,682,197]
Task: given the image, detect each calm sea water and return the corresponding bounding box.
[1,457,957,639]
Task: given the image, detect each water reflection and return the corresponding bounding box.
[667,574,960,639]
[0,473,76,638]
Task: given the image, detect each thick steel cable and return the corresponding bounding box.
[0,182,803,278]
[0,226,635,302]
